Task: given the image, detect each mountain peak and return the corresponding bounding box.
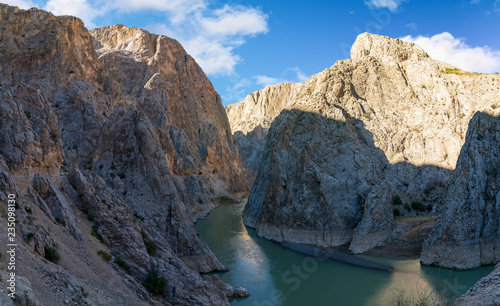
[351,32,429,63]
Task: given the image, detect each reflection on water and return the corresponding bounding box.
[195,201,493,306]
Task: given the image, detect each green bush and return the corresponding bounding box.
[114,256,130,273]
[91,225,104,243]
[411,201,426,212]
[426,204,433,212]
[26,232,35,242]
[134,212,145,221]
[404,203,411,212]
[143,269,167,296]
[393,208,402,216]
[45,247,60,263]
[146,241,158,257]
[97,250,112,262]
[24,206,32,214]
[392,195,403,205]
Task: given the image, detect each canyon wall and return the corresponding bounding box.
[0,4,248,305]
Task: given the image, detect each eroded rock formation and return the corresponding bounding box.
[227,32,500,255]
[0,4,248,305]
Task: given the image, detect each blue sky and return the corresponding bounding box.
[4,0,500,105]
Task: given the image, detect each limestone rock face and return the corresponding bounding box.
[0,4,247,305]
[421,111,500,269]
[454,263,500,305]
[228,32,500,253]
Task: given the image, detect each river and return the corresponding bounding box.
[195,201,493,305]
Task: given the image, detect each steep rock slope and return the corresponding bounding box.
[0,4,247,305]
[454,263,500,305]
[421,111,500,269]
[227,33,500,254]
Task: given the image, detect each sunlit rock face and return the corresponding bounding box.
[0,4,248,305]
[227,32,500,255]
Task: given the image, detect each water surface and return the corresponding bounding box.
[195,201,493,305]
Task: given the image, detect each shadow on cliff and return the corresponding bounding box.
[241,107,453,257]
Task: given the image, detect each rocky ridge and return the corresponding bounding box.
[0,4,248,305]
[227,33,500,256]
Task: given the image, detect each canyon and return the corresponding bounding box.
[0,2,499,305]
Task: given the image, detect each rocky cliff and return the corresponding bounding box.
[227,33,500,255]
[0,4,248,305]
[421,111,500,269]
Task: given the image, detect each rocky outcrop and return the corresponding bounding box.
[454,263,500,305]
[0,4,248,305]
[421,111,500,269]
[228,32,500,254]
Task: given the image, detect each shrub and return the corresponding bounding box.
[426,204,433,212]
[146,241,158,257]
[24,111,31,118]
[91,225,104,243]
[216,196,234,201]
[411,201,426,212]
[143,269,167,296]
[45,247,60,263]
[24,206,32,214]
[134,212,145,221]
[114,256,130,273]
[363,113,371,118]
[393,208,402,216]
[26,232,35,242]
[404,203,411,212]
[392,195,403,205]
[97,250,112,262]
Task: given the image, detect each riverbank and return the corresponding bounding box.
[195,201,493,305]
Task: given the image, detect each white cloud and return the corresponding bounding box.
[200,5,269,37]
[2,0,37,10]
[405,22,418,31]
[113,0,205,24]
[36,0,268,76]
[401,32,500,73]
[182,36,240,76]
[44,0,102,28]
[364,0,407,12]
[254,67,309,87]
[146,4,268,76]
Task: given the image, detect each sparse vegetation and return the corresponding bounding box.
[134,212,145,221]
[114,256,130,273]
[363,113,371,118]
[393,208,402,216]
[404,203,411,212]
[97,250,112,262]
[411,201,427,212]
[26,232,35,242]
[91,225,104,243]
[143,268,167,296]
[24,111,31,118]
[426,204,433,212]
[146,241,158,257]
[491,104,498,109]
[44,246,60,263]
[84,165,92,171]
[216,196,234,201]
[477,133,485,140]
[392,195,403,206]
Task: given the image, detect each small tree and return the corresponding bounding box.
[143,266,167,296]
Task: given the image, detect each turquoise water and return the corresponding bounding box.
[195,201,494,305]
